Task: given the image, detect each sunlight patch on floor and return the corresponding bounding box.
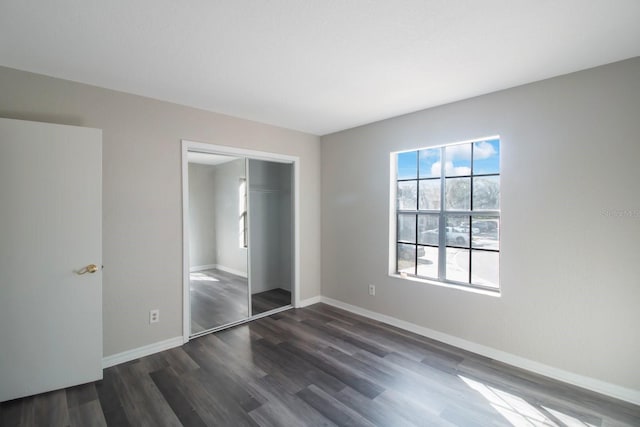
[190,272,219,282]
[542,406,597,427]
[458,375,596,426]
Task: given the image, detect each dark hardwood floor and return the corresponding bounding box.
[252,288,291,315]
[2,303,639,426]
[191,269,291,333]
[190,269,249,333]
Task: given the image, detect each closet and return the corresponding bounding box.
[183,143,296,337]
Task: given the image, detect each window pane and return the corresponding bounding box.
[444,143,471,176]
[472,217,499,250]
[471,250,499,288]
[418,179,440,210]
[445,177,470,210]
[397,243,416,274]
[397,181,417,210]
[446,248,469,283]
[417,246,438,278]
[397,151,417,180]
[473,176,500,210]
[446,216,470,248]
[473,139,500,175]
[418,214,439,245]
[398,214,416,243]
[419,148,440,178]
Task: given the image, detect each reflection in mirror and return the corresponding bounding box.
[248,159,293,315]
[188,153,249,333]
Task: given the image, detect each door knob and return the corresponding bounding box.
[77,264,99,275]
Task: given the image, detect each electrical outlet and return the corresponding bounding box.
[149,309,160,324]
[368,284,375,296]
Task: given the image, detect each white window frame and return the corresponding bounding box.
[389,136,501,294]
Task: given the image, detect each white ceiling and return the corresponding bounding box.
[1,1,639,135]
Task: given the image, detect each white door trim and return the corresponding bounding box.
[180,140,301,344]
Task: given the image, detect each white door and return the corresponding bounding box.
[0,118,103,402]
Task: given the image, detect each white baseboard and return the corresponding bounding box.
[190,264,217,272]
[190,264,248,278]
[297,295,322,308]
[319,297,640,406]
[102,336,184,369]
[214,264,248,278]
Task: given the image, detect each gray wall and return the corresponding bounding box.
[249,160,293,293]
[0,66,321,357]
[188,163,217,269]
[321,58,640,391]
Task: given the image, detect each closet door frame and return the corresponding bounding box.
[180,140,300,343]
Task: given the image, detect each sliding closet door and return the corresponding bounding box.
[248,159,293,315]
[187,155,249,334]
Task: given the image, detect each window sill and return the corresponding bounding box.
[389,273,501,297]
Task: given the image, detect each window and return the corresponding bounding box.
[394,138,500,290]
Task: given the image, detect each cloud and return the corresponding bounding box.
[431,161,471,176]
[420,149,439,160]
[446,141,496,161]
[445,144,471,161]
[473,141,496,160]
[422,141,497,176]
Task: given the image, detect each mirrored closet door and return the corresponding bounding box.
[185,148,294,336]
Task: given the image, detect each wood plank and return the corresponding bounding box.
[373,389,459,427]
[2,303,638,426]
[109,362,182,426]
[278,341,385,399]
[247,374,338,427]
[94,368,131,427]
[296,384,377,427]
[330,386,416,427]
[66,382,99,409]
[33,389,69,427]
[0,396,35,427]
[149,368,208,427]
[68,400,108,427]
[164,368,258,427]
